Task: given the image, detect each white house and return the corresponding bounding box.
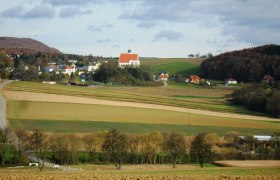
[83,62,101,72]
[225,78,237,85]
[119,51,140,68]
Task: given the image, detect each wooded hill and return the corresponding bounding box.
[0,37,61,55]
[201,44,280,82]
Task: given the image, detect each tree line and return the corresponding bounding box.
[225,85,280,117]
[1,128,280,170]
[201,44,280,82]
[93,61,162,86]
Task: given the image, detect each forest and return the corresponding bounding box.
[200,44,280,82]
[225,85,280,118]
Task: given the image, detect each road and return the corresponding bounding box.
[0,80,12,129]
[0,80,79,171]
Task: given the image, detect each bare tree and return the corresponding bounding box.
[68,134,81,164]
[165,133,186,168]
[0,127,13,165]
[102,129,128,170]
[50,134,70,164]
[83,133,103,163]
[29,130,49,171]
[14,128,28,164]
[142,131,163,164]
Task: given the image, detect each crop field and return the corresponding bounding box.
[4,81,259,115]
[0,165,279,180]
[7,101,279,135]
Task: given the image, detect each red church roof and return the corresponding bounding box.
[119,53,138,63]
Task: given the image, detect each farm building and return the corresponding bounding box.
[225,78,237,85]
[190,75,200,84]
[239,135,272,142]
[158,72,169,81]
[119,50,140,68]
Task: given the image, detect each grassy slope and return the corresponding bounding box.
[7,101,279,135]
[140,58,202,75]
[4,81,260,115]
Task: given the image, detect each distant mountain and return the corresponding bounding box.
[201,44,280,82]
[0,37,61,55]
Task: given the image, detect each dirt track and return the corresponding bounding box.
[4,90,279,122]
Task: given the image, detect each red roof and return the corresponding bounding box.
[119,53,138,63]
[63,65,74,69]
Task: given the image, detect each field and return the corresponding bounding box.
[141,58,202,76]
[0,164,279,180]
[4,81,261,115]
[6,95,279,135]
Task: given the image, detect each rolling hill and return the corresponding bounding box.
[201,44,280,82]
[0,37,61,55]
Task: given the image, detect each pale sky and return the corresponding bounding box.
[0,0,279,57]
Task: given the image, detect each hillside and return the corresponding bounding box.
[0,37,61,54]
[201,44,280,82]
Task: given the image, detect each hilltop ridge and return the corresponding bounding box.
[0,37,61,55]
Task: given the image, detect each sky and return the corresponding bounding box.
[0,0,279,57]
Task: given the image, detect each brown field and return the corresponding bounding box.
[0,164,280,180]
[215,160,280,167]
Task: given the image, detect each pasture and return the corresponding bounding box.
[7,101,279,135]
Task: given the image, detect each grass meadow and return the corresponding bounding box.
[7,101,279,135]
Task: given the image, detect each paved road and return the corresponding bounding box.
[0,80,79,171]
[0,80,12,129]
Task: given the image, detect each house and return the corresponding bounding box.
[225,78,237,85]
[158,72,169,81]
[83,62,101,72]
[119,50,140,68]
[61,65,75,76]
[68,59,78,64]
[44,64,57,73]
[190,75,200,84]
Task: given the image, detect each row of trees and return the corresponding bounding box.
[201,44,280,82]
[226,86,280,117]
[1,128,280,170]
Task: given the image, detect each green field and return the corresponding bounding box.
[10,119,278,135]
[140,58,202,75]
[7,101,279,135]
